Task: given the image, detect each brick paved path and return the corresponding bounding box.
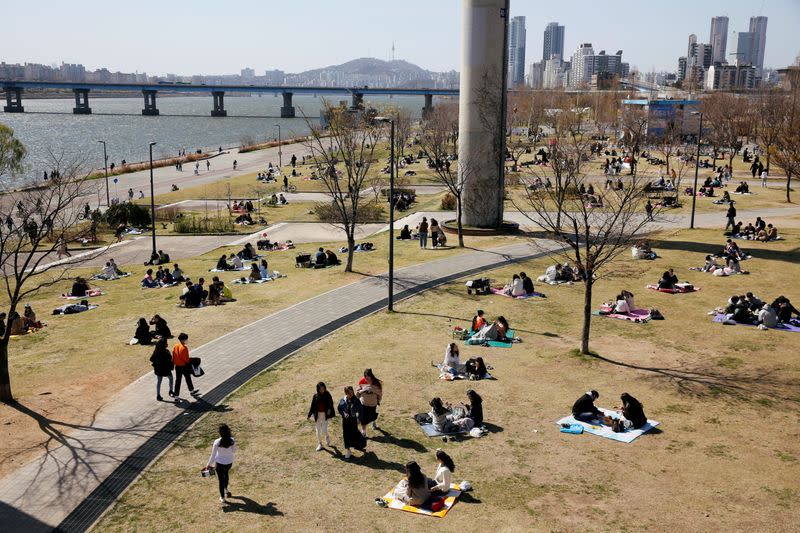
[0,240,559,532]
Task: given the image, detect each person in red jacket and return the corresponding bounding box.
[172,332,197,398]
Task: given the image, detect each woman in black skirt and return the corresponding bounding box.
[338,386,367,459]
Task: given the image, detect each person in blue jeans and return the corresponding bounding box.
[571,390,602,422]
[418,217,429,249]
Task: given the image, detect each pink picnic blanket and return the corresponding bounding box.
[490,287,546,299]
[646,284,699,294]
[595,306,651,323]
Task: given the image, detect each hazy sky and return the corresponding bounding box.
[2,0,798,75]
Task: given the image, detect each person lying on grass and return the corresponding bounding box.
[428,396,476,434]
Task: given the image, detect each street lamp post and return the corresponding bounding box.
[274,124,282,169]
[690,112,703,229]
[375,116,395,311]
[97,140,110,206]
[148,142,157,257]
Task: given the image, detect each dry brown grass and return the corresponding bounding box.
[95,227,800,532]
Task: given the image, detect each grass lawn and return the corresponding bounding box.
[0,231,518,479]
[95,227,800,532]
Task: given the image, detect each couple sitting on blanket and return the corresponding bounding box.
[428,390,483,434]
[95,259,124,280]
[539,263,580,284]
[216,253,245,271]
[502,272,535,297]
[572,390,647,432]
[612,290,636,314]
[657,269,680,290]
[631,242,656,260]
[469,311,511,344]
[315,248,340,267]
[720,239,746,261]
[441,343,489,380]
[391,451,456,507]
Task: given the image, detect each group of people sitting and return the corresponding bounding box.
[131,314,173,345]
[427,390,483,435]
[501,272,536,297]
[267,193,288,206]
[734,181,751,194]
[215,253,248,271]
[257,237,293,251]
[230,200,255,213]
[144,250,171,266]
[439,343,489,380]
[392,192,416,211]
[179,276,234,307]
[699,254,746,276]
[571,390,647,432]
[142,265,185,288]
[466,310,512,344]
[339,242,374,253]
[95,259,126,280]
[631,241,657,260]
[390,451,458,507]
[718,239,747,261]
[539,263,582,284]
[1,304,44,335]
[732,217,779,242]
[720,294,800,327]
[314,247,340,267]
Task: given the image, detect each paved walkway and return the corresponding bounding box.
[0,240,560,532]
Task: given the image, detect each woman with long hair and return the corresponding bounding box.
[149,337,173,401]
[307,382,335,451]
[393,461,432,506]
[430,449,456,494]
[338,386,367,459]
[356,368,383,437]
[134,317,153,345]
[206,424,236,503]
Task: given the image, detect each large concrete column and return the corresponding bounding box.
[73,89,92,114]
[211,91,227,117]
[142,90,159,115]
[3,87,24,113]
[280,92,295,118]
[422,93,434,118]
[458,0,509,228]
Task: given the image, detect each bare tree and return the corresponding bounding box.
[757,89,788,172]
[513,169,656,355]
[0,128,104,402]
[703,92,746,169]
[772,87,799,202]
[392,108,412,159]
[619,104,648,165]
[304,102,381,272]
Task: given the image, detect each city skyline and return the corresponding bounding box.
[1,0,798,77]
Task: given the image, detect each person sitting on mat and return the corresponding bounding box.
[325,249,339,266]
[465,389,483,427]
[397,224,412,240]
[150,314,172,339]
[141,269,159,288]
[619,393,647,429]
[572,390,602,422]
[504,274,525,297]
[465,357,488,380]
[216,255,233,271]
[248,263,261,282]
[657,269,678,290]
[429,449,455,496]
[98,262,119,280]
[315,247,326,266]
[771,295,800,323]
[470,310,486,332]
[133,317,153,345]
[442,343,463,375]
[520,272,535,295]
[428,397,475,434]
[393,461,432,506]
[71,277,91,297]
[757,303,778,328]
[230,253,243,270]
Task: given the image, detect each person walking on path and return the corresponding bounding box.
[761,168,769,188]
[338,386,367,459]
[127,188,134,202]
[172,332,197,398]
[645,200,653,221]
[206,424,236,504]
[149,337,174,401]
[307,382,335,451]
[725,202,737,232]
[206,160,211,171]
[356,368,383,437]
[418,217,429,249]
[429,218,440,249]
[56,237,71,259]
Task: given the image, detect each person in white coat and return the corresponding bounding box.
[429,449,455,495]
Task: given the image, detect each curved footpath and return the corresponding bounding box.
[0,239,560,532]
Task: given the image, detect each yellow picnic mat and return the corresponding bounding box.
[380,483,461,518]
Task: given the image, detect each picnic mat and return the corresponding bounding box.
[208,266,250,272]
[464,329,516,348]
[381,484,461,518]
[61,290,105,299]
[646,284,699,294]
[592,308,651,323]
[418,423,469,438]
[711,313,800,332]
[490,288,546,299]
[436,363,495,381]
[91,272,131,280]
[232,278,270,284]
[555,408,660,443]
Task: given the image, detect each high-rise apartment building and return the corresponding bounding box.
[527,61,544,88]
[748,16,768,76]
[734,31,755,66]
[709,16,729,64]
[507,16,527,87]
[542,22,565,61]
[543,54,564,89]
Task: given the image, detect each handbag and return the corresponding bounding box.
[201,466,216,477]
[190,357,205,377]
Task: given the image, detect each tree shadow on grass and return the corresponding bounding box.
[370,428,428,452]
[649,239,800,264]
[222,496,283,516]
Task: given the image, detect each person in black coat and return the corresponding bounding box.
[620,393,647,429]
[338,386,366,459]
[520,272,535,295]
[150,314,172,339]
[572,390,602,421]
[149,338,174,401]
[307,382,335,451]
[134,317,153,345]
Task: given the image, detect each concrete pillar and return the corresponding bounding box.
[211,91,227,117]
[142,90,160,116]
[350,92,364,111]
[3,87,24,113]
[422,93,434,118]
[458,0,509,228]
[73,89,92,114]
[280,91,295,118]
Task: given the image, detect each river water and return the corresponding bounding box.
[0,94,426,186]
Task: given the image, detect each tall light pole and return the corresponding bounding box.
[148,142,157,257]
[690,111,703,229]
[375,116,395,311]
[274,124,282,169]
[97,140,110,206]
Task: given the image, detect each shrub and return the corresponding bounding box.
[104,202,151,228]
[174,216,235,234]
[156,206,180,222]
[313,201,385,223]
[440,192,457,210]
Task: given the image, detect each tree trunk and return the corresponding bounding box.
[787,172,793,204]
[345,234,355,272]
[0,341,12,403]
[581,279,593,355]
[456,196,464,247]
